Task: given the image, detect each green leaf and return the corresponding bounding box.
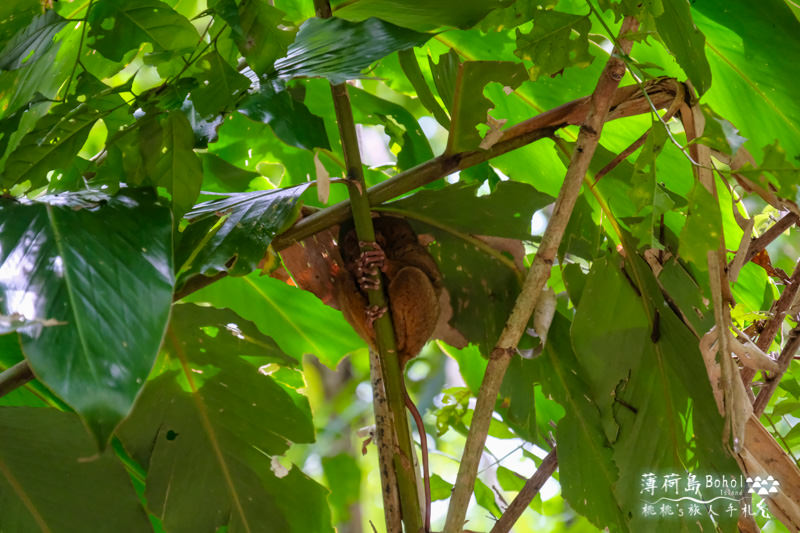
[654,0,712,95]
[428,49,460,119]
[474,477,502,518]
[2,76,126,190]
[0,407,152,532]
[514,11,593,81]
[398,48,450,128]
[446,59,528,153]
[0,1,40,48]
[235,0,296,75]
[0,189,174,444]
[117,303,330,533]
[678,182,722,271]
[322,453,361,525]
[87,0,198,62]
[239,85,331,151]
[190,51,251,117]
[496,465,525,492]
[536,314,627,530]
[182,273,364,368]
[331,0,504,31]
[429,473,453,501]
[627,121,673,248]
[176,184,308,282]
[274,17,431,84]
[479,0,557,32]
[143,111,204,216]
[199,152,261,193]
[348,85,433,169]
[387,181,552,239]
[692,0,800,157]
[0,10,66,71]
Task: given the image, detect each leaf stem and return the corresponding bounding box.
[442,17,640,533]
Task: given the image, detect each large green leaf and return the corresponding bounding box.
[0,407,152,532]
[183,273,363,368]
[117,303,330,533]
[569,252,739,532]
[348,85,433,169]
[0,189,174,444]
[536,314,628,530]
[0,1,40,48]
[190,51,251,117]
[176,183,308,283]
[654,0,711,96]
[142,111,204,216]
[514,10,594,81]
[0,10,66,71]
[87,0,198,62]
[331,0,504,31]
[387,181,552,239]
[273,17,431,84]
[444,58,528,153]
[239,85,331,151]
[692,0,800,158]
[2,74,126,189]
[234,0,296,75]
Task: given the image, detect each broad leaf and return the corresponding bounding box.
[2,75,126,190]
[176,183,308,283]
[87,0,198,62]
[654,0,711,96]
[239,85,331,151]
[331,0,504,31]
[349,86,433,169]
[142,111,204,216]
[0,10,66,71]
[183,273,363,368]
[514,11,593,80]
[678,181,722,271]
[0,189,174,444]
[190,51,250,117]
[536,314,628,530]
[117,303,330,533]
[444,59,528,153]
[0,407,152,532]
[274,17,431,84]
[235,0,296,75]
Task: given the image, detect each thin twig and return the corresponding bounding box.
[745,212,799,264]
[753,313,800,416]
[0,360,35,398]
[490,448,558,533]
[741,259,800,387]
[442,16,640,533]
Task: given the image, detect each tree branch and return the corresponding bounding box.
[489,448,557,533]
[442,16,640,533]
[0,360,35,398]
[741,259,800,387]
[753,324,800,416]
[745,212,799,264]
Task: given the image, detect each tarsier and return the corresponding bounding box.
[336,214,440,532]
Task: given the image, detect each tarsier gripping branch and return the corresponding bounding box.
[337,214,441,532]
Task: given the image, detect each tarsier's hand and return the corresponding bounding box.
[336,215,441,366]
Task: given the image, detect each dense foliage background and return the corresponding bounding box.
[0,0,799,532]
